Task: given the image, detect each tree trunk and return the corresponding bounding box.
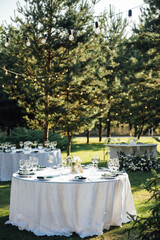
[99,118,102,142]
[107,120,111,137]
[43,123,49,143]
[138,125,144,139]
[86,129,90,144]
[7,126,10,136]
[134,124,137,137]
[67,129,71,156]
[107,111,111,137]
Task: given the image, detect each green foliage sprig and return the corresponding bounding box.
[126,171,160,240]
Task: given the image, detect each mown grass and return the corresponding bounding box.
[0,136,159,240]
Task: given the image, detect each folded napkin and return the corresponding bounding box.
[37,176,54,180]
[16,150,24,153]
[101,173,117,178]
[73,176,86,181]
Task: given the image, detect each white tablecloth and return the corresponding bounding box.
[104,143,157,159]
[0,149,61,181]
[6,169,136,238]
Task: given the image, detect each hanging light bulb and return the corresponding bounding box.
[15,74,18,79]
[26,37,31,47]
[95,21,100,34]
[41,34,47,44]
[5,37,9,47]
[68,29,74,41]
[128,9,132,17]
[5,70,8,75]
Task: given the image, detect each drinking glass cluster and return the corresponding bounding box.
[19,157,39,173]
[0,142,16,152]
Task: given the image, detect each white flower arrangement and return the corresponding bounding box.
[117,150,159,172]
[63,154,81,167]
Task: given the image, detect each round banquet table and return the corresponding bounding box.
[104,143,157,159]
[0,149,61,181]
[6,169,136,238]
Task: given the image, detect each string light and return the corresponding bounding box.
[2,4,147,80]
[95,21,100,34]
[2,67,53,80]
[128,9,132,17]
[68,29,74,41]
[3,3,146,48]
[5,37,9,47]
[41,34,48,44]
[103,3,145,19]
[26,37,31,47]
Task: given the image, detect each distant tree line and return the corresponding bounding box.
[0,0,159,155]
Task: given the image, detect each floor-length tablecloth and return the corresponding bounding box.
[0,149,61,181]
[6,169,136,238]
[104,143,157,159]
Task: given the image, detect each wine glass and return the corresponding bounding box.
[19,141,23,149]
[112,158,120,171]
[11,144,16,151]
[33,141,38,148]
[19,159,25,171]
[25,160,32,174]
[38,143,43,151]
[32,157,39,171]
[44,141,50,149]
[91,156,96,166]
[91,156,98,172]
[108,159,114,171]
[51,141,57,149]
[53,141,57,149]
[94,155,100,169]
[48,154,55,168]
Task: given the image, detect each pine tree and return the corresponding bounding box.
[1,0,100,153]
[121,0,160,136]
[91,6,128,138]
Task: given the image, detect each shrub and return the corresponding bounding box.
[117,151,159,172]
[0,127,68,150]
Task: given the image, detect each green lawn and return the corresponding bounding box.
[0,136,159,240]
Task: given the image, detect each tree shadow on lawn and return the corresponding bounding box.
[71,142,103,152]
[0,215,97,240]
[0,181,11,207]
[128,171,155,193]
